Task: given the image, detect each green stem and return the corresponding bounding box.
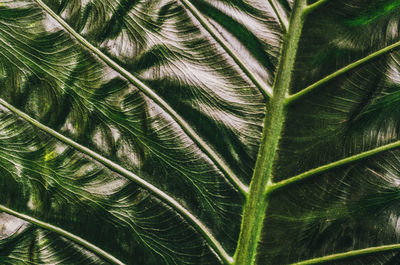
[233,1,307,264]
[292,244,400,265]
[0,204,125,265]
[267,139,400,194]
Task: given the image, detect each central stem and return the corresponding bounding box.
[233,1,307,264]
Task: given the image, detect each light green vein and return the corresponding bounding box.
[0,98,233,265]
[292,243,400,264]
[266,139,400,194]
[303,0,330,15]
[285,40,400,105]
[0,204,125,265]
[268,0,288,32]
[32,0,247,196]
[178,0,273,98]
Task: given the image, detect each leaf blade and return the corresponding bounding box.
[1,0,265,263]
[0,204,124,265]
[260,1,400,264]
[0,97,232,264]
[32,0,248,196]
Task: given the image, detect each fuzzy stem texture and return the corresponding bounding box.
[233,0,307,264]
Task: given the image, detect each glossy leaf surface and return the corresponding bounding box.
[2,0,400,264]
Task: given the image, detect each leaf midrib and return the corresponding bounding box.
[235,0,400,264]
[9,1,400,264]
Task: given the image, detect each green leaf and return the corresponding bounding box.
[3,0,400,264]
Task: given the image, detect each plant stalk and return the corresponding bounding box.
[233,0,307,264]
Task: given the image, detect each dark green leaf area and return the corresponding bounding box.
[275,0,400,180]
[262,0,400,264]
[291,0,400,95]
[260,151,400,264]
[275,61,390,181]
[344,0,400,27]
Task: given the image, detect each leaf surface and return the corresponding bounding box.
[0,0,281,264]
[3,0,400,265]
[260,1,400,264]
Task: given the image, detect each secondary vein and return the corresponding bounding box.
[286,40,400,104]
[0,204,125,265]
[178,0,273,99]
[268,0,288,32]
[303,0,330,15]
[0,98,232,265]
[32,0,247,196]
[267,139,400,194]
[292,243,400,265]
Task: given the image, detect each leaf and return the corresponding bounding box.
[2,0,400,265]
[0,0,275,264]
[260,0,400,264]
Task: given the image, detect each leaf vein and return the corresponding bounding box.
[0,98,232,265]
[267,139,400,194]
[31,0,247,196]
[286,40,400,104]
[0,204,125,265]
[178,0,273,98]
[292,243,400,265]
[267,0,288,32]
